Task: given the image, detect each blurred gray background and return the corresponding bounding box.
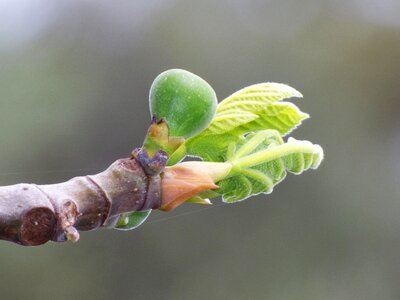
[0,0,399,299]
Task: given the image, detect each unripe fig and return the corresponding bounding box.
[149,69,217,138]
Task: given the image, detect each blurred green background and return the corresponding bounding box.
[0,1,399,299]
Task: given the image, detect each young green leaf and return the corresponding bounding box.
[168,82,308,165]
[215,130,323,203]
[216,82,303,113]
[115,210,152,231]
[206,82,306,136]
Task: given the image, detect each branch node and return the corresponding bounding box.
[132,148,168,210]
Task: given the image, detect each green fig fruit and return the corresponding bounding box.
[149,69,217,138]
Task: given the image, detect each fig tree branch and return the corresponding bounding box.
[0,149,167,246]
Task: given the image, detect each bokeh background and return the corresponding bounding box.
[0,0,399,299]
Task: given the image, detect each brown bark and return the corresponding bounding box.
[0,148,167,246]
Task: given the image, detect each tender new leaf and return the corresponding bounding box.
[216,130,323,203]
[174,82,309,164]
